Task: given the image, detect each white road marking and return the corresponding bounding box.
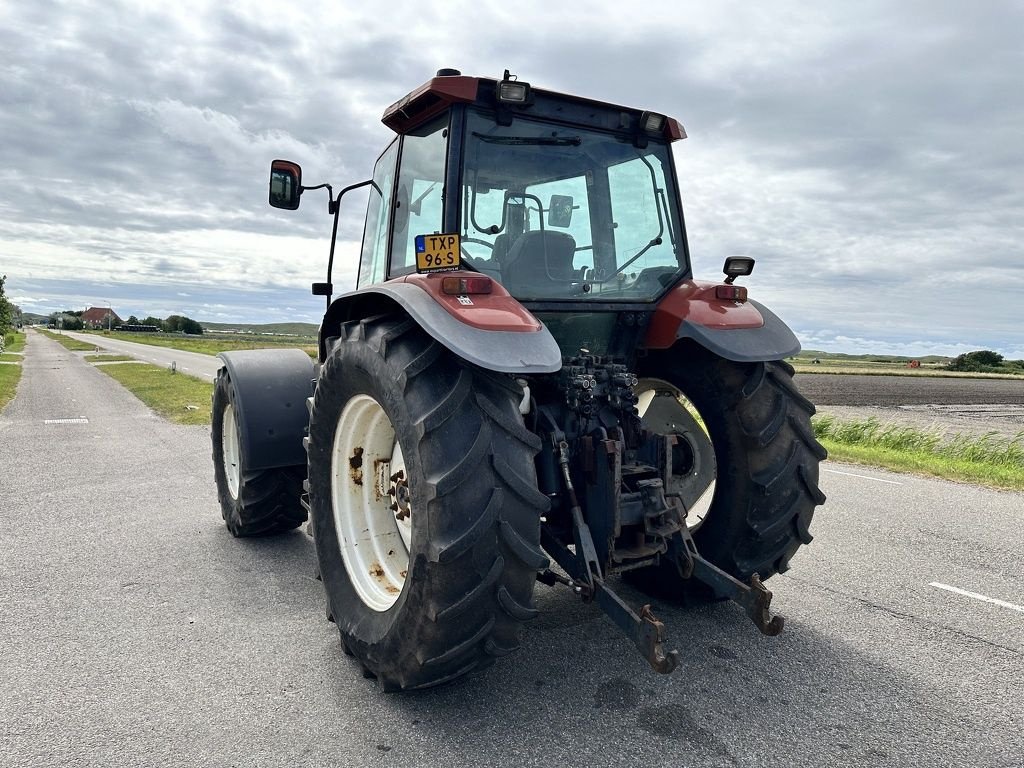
[929,582,1024,614]
[823,467,902,485]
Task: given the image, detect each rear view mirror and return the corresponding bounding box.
[269,159,302,210]
[549,194,573,227]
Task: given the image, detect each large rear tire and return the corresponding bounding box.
[307,315,548,691]
[629,344,826,600]
[211,368,306,537]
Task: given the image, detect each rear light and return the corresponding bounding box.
[442,276,493,295]
[716,285,748,302]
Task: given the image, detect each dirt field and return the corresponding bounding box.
[796,374,1024,438]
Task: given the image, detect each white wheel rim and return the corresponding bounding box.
[331,394,410,612]
[636,379,715,531]
[222,403,241,500]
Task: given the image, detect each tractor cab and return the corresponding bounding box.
[272,69,693,358]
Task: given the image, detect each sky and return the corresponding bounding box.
[1,0,1022,358]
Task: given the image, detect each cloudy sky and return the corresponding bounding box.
[2,0,1022,357]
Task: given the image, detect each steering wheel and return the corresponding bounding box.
[459,237,495,268]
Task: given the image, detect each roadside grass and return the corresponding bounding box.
[81,329,317,357]
[85,354,134,363]
[3,330,26,353]
[0,361,21,412]
[0,353,23,363]
[38,329,99,351]
[96,362,212,426]
[813,415,1024,491]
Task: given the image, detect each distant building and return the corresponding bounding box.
[81,307,123,330]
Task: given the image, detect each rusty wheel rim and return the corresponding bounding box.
[331,394,409,612]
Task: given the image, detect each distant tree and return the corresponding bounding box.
[180,317,204,335]
[127,315,140,325]
[162,314,203,334]
[947,350,1005,372]
[141,316,163,328]
[49,313,84,330]
[0,275,13,335]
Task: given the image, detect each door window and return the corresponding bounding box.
[357,140,399,287]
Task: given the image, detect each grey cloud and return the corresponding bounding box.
[1,1,1021,355]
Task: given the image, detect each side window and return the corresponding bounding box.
[389,114,449,274]
[357,140,399,288]
[607,155,678,276]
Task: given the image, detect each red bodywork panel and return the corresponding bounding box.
[402,272,542,333]
[646,280,764,349]
[382,77,480,133]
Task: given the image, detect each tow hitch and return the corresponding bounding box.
[539,432,784,675]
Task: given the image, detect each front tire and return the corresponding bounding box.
[211,368,306,537]
[307,315,548,690]
[630,344,827,599]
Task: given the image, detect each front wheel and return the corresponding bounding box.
[211,368,306,537]
[307,316,548,690]
[629,344,827,600]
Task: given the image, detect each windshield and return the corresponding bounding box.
[460,109,687,302]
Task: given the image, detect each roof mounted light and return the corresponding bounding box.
[641,111,666,134]
[498,69,530,104]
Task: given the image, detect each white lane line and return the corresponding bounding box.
[822,468,902,485]
[929,582,1024,614]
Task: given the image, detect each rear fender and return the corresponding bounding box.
[217,349,316,471]
[646,280,800,362]
[320,274,562,374]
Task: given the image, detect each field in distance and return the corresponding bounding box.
[198,321,318,337]
[791,349,1024,378]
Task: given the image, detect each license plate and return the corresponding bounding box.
[415,234,461,273]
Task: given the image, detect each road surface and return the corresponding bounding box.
[63,330,224,381]
[3,331,1021,767]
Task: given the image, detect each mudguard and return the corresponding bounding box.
[321,276,563,374]
[217,349,316,471]
[646,280,801,362]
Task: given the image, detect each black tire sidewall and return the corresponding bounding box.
[308,339,429,650]
[211,369,241,526]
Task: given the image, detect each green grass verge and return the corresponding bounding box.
[85,354,134,363]
[813,415,1024,490]
[0,353,22,363]
[38,329,98,351]
[96,362,212,426]
[3,331,26,353]
[0,363,21,412]
[81,329,317,357]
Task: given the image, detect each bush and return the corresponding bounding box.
[947,350,1005,373]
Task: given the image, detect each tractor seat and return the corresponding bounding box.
[501,230,577,297]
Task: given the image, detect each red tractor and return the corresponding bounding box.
[211,69,826,690]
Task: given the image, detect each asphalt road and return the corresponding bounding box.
[2,331,1022,767]
[62,331,224,381]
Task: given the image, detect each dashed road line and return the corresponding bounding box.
[929,582,1024,614]
[823,467,903,485]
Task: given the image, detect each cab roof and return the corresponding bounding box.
[381,72,686,142]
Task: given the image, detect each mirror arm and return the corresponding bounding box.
[323,179,376,310]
